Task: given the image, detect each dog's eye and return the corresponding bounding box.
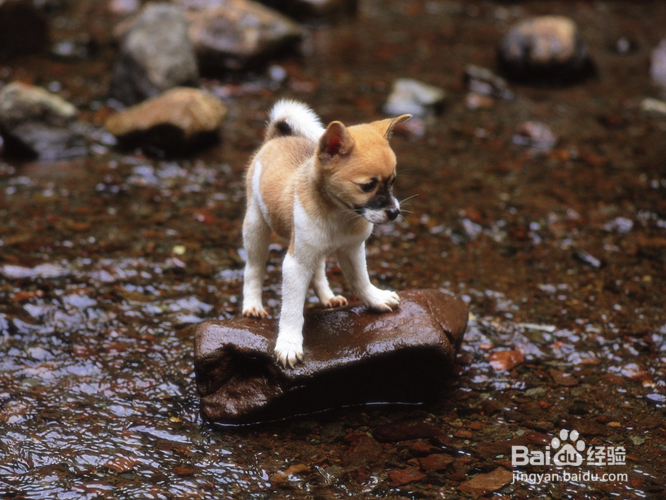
[360,180,377,193]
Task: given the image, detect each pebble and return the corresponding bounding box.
[0,82,86,160]
[463,65,514,100]
[498,16,594,85]
[109,3,199,105]
[640,97,666,115]
[104,87,227,155]
[650,38,666,92]
[383,78,446,117]
[194,289,468,423]
[512,121,558,150]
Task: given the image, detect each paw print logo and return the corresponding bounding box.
[552,429,585,466]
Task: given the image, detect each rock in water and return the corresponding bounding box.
[176,0,304,75]
[498,16,594,85]
[194,289,468,424]
[104,87,227,155]
[383,79,446,117]
[0,82,86,160]
[110,3,199,105]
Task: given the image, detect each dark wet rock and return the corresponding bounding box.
[0,0,49,60]
[388,467,424,487]
[650,38,666,93]
[383,78,446,117]
[258,0,358,24]
[463,65,514,100]
[418,453,454,472]
[110,3,199,105]
[459,467,513,496]
[104,87,227,155]
[512,121,558,150]
[374,419,444,442]
[176,0,304,75]
[0,82,86,160]
[498,16,595,85]
[194,289,468,423]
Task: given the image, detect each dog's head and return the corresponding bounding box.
[316,114,411,224]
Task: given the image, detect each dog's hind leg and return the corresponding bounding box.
[242,200,271,319]
[311,257,348,308]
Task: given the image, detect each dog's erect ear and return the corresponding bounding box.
[371,114,412,140]
[318,121,355,162]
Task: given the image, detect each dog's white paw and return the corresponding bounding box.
[274,337,304,369]
[364,288,400,313]
[242,305,269,319]
[322,295,348,308]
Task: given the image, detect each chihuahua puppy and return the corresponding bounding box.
[242,100,410,368]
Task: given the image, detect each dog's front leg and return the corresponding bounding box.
[275,252,315,368]
[338,243,400,312]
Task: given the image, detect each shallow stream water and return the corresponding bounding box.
[1,1,665,498]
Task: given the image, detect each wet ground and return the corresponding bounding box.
[1,0,666,498]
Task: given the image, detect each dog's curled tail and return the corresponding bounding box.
[265,100,325,143]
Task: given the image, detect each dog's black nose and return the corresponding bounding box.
[386,208,400,221]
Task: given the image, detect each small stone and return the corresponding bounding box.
[463,65,514,100]
[0,82,86,160]
[512,121,557,150]
[464,92,494,111]
[259,0,358,24]
[418,453,454,472]
[0,0,49,60]
[487,350,524,372]
[374,420,443,443]
[104,87,227,155]
[383,78,446,117]
[650,38,666,93]
[176,0,304,75]
[640,97,666,115]
[110,3,199,105]
[458,468,513,496]
[498,16,595,85]
[549,369,579,387]
[388,467,425,487]
[194,289,468,423]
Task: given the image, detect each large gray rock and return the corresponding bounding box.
[176,0,304,74]
[0,82,86,160]
[194,289,468,424]
[498,16,595,85]
[110,3,199,105]
[104,87,227,155]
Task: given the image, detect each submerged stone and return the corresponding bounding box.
[194,289,468,424]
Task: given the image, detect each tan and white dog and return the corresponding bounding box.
[241,100,410,368]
